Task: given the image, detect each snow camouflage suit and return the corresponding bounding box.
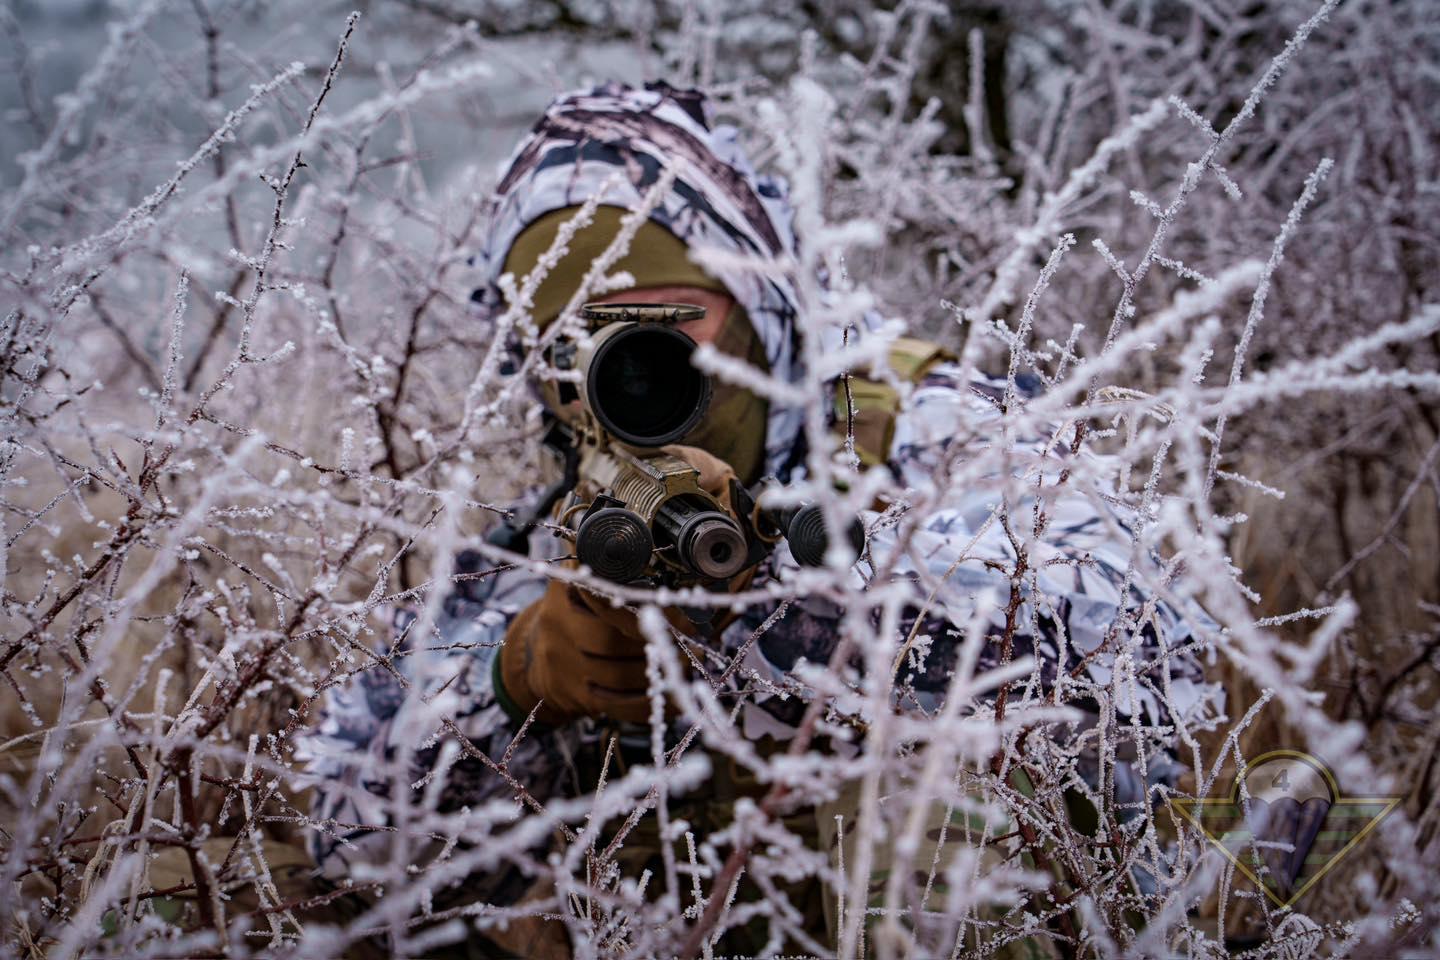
[302,82,1224,954]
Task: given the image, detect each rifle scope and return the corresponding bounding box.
[565,304,747,586]
[579,317,711,447]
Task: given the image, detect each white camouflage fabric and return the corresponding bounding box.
[302,82,1223,888]
[471,81,809,481]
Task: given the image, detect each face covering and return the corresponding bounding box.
[502,205,728,330]
[503,205,770,486]
[678,301,770,487]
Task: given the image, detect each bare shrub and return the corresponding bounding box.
[1,1,1436,957]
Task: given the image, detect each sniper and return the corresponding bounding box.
[300,81,1222,959]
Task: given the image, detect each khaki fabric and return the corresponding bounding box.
[675,302,770,485]
[502,205,728,330]
[505,205,770,484]
[834,337,955,466]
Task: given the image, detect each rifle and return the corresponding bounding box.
[489,302,862,590]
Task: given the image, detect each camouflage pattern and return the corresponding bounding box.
[300,82,1224,953]
[470,80,809,482]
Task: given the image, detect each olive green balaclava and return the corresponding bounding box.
[503,205,771,485]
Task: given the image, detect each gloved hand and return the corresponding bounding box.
[495,445,751,726]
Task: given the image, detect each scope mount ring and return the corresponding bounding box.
[580,302,706,328]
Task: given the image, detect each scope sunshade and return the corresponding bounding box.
[580,302,706,326]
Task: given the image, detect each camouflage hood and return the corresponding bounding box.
[471,81,807,480]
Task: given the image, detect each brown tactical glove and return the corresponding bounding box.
[495,445,752,726]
